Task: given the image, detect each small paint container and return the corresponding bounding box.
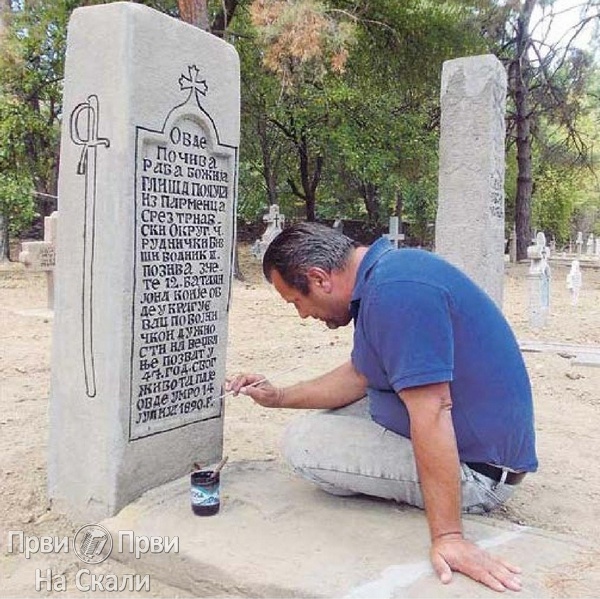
[190,470,220,516]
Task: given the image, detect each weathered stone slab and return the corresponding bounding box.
[49,2,240,520]
[103,461,597,598]
[435,54,507,307]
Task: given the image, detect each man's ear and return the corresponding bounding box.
[306,267,332,293]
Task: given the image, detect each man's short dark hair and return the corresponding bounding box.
[262,222,358,294]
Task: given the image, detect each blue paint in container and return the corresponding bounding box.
[190,470,220,516]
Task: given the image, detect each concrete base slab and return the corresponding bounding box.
[519,340,600,368]
[571,353,600,367]
[519,339,600,355]
[103,461,594,598]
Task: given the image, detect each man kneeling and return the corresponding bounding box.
[227,223,537,593]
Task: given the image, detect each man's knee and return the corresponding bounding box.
[281,413,322,470]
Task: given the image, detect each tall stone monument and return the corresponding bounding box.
[49,3,239,520]
[435,55,507,307]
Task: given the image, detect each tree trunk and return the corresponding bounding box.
[298,135,321,221]
[178,0,209,30]
[0,214,9,262]
[257,113,278,205]
[177,0,247,278]
[511,0,536,261]
[361,182,380,224]
[212,0,240,38]
[395,190,404,228]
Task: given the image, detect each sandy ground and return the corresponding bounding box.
[1,243,600,597]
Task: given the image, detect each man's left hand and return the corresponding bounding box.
[430,534,522,592]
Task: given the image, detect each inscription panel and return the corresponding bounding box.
[130,115,235,440]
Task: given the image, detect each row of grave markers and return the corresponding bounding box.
[21,209,590,324]
[250,207,405,260]
[574,231,600,256]
[527,232,585,329]
[20,207,404,310]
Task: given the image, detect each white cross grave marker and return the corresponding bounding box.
[576,231,583,256]
[251,204,285,260]
[566,259,582,306]
[586,233,594,256]
[384,216,405,248]
[527,231,551,328]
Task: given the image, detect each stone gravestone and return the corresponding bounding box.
[49,3,240,520]
[18,211,58,310]
[566,259,582,306]
[527,232,551,328]
[435,54,507,307]
[576,231,583,256]
[251,204,284,260]
[595,237,600,257]
[586,233,594,256]
[384,216,405,248]
[332,217,344,235]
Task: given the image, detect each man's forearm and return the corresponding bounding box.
[411,409,463,540]
[400,383,463,540]
[280,360,367,409]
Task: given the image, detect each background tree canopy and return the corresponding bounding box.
[0,0,599,259]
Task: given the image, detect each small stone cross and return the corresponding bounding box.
[586,233,594,256]
[566,259,582,306]
[251,204,285,261]
[384,216,405,249]
[526,231,551,327]
[576,231,583,256]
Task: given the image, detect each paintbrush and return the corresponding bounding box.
[218,364,302,400]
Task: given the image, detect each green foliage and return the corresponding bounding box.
[237,0,491,225]
[2,0,599,245]
[531,167,578,244]
[0,0,74,217]
[0,172,35,235]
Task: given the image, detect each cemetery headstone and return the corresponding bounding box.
[384,216,405,248]
[18,211,58,309]
[332,217,344,235]
[576,231,583,256]
[595,238,600,257]
[566,260,582,306]
[251,204,284,261]
[49,3,240,520]
[586,233,594,256]
[435,54,507,307]
[527,232,551,328]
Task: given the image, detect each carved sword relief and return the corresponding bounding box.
[70,95,110,398]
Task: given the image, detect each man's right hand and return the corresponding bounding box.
[225,373,284,408]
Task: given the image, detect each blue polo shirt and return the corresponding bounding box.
[350,238,538,471]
